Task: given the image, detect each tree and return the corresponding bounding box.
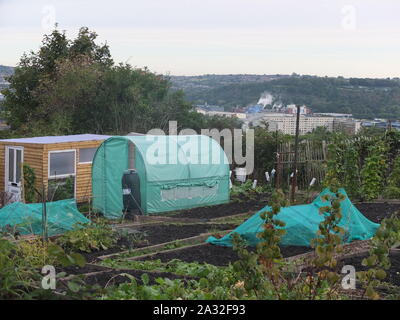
[2,27,112,133]
[2,26,240,136]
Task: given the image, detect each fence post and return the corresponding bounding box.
[41,184,48,242]
[291,105,301,203]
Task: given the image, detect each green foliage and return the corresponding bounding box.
[101,259,249,300]
[252,127,290,182]
[229,189,347,300]
[324,132,398,200]
[311,192,345,269]
[56,222,119,253]
[46,242,86,268]
[230,180,270,201]
[0,239,38,299]
[358,214,400,300]
[360,142,388,201]
[48,176,75,201]
[1,27,112,133]
[384,156,400,198]
[116,229,149,248]
[15,239,57,269]
[1,27,239,137]
[23,164,37,203]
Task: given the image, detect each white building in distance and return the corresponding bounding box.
[248,113,361,135]
[196,107,247,119]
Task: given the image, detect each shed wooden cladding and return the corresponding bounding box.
[0,134,110,202]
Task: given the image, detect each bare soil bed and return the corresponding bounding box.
[141,243,312,266]
[82,223,237,263]
[61,201,400,290]
[59,267,195,288]
[355,202,400,223]
[167,197,400,223]
[338,251,400,288]
[81,202,400,264]
[169,195,270,220]
[133,202,400,267]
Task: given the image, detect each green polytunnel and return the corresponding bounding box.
[92,135,230,218]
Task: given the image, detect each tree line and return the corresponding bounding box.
[0,27,241,138]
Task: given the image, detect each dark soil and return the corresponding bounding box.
[355,202,400,224]
[142,243,312,266]
[84,269,196,288]
[138,223,236,245]
[168,196,400,223]
[339,251,400,287]
[76,202,400,265]
[59,263,112,276]
[169,195,270,220]
[59,268,195,289]
[81,223,236,263]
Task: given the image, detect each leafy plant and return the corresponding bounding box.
[23,164,37,203]
[230,180,269,202]
[48,176,75,201]
[360,141,388,201]
[357,213,400,299]
[0,239,38,299]
[116,229,149,249]
[15,239,57,269]
[56,222,119,253]
[384,155,400,198]
[230,189,348,300]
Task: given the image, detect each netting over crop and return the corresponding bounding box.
[0,199,90,236]
[207,188,380,247]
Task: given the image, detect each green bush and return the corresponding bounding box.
[0,239,38,299]
[56,222,119,253]
[15,239,57,269]
[23,164,37,203]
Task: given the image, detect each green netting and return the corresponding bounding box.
[207,188,380,247]
[92,135,230,218]
[0,199,90,236]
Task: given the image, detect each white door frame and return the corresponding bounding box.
[5,146,24,201]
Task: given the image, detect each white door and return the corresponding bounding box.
[5,146,24,202]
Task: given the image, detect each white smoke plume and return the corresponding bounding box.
[257,92,274,107]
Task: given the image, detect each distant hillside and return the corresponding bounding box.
[171,74,400,119]
[169,74,289,105]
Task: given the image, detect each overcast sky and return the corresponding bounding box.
[0,0,399,77]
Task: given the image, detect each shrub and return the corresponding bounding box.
[0,239,38,299]
[384,156,400,199]
[56,222,119,253]
[23,164,37,203]
[15,239,57,268]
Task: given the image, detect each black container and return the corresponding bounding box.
[122,169,141,214]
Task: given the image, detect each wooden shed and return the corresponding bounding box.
[0,134,110,203]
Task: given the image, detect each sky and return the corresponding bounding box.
[0,0,399,78]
